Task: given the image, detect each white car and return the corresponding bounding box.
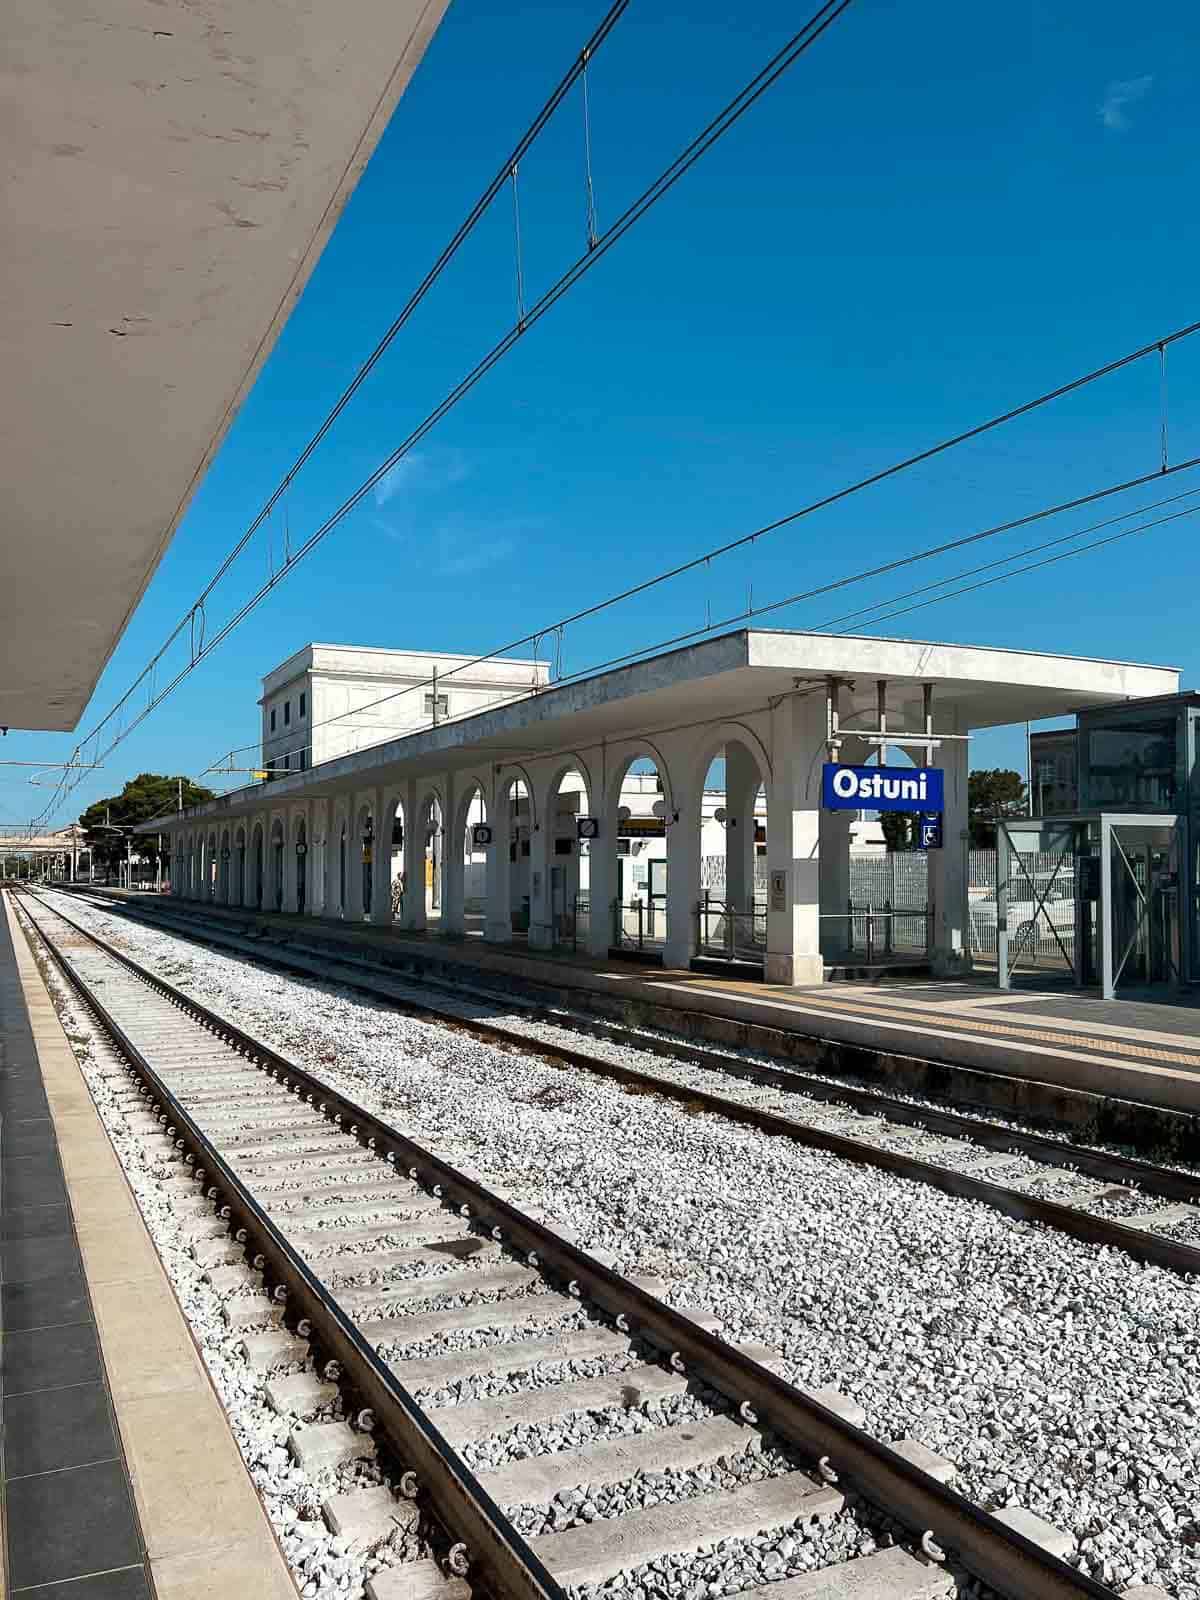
[969,876,1076,952]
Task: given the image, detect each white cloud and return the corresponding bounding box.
[1099,75,1153,131]
[436,535,516,578]
[373,454,424,508]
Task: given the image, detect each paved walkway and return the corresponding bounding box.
[0,895,150,1596]
[0,891,295,1599]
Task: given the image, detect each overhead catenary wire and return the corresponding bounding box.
[99,482,1200,831]
[816,496,1200,637]
[33,0,855,827]
[203,451,1200,777]
[177,489,1200,813]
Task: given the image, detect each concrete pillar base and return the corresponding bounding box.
[765,952,825,986]
[931,948,973,978]
[483,917,511,944]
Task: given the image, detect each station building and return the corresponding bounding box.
[260,645,552,773]
[145,630,1178,987]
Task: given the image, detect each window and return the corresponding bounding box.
[284,700,291,727]
[424,693,449,719]
[299,749,307,772]
[270,707,276,732]
[299,691,306,719]
[284,754,290,770]
[1085,719,1177,810]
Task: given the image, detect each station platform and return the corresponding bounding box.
[0,892,295,1599]
[74,888,1200,1128]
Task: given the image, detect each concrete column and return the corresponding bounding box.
[586,772,618,959]
[483,786,512,944]
[322,804,345,920]
[369,786,393,927]
[928,732,971,976]
[282,814,300,914]
[724,744,760,913]
[527,784,555,949]
[766,693,825,986]
[818,735,866,958]
[308,802,326,915]
[819,810,852,958]
[399,781,426,933]
[664,791,702,970]
[440,777,466,937]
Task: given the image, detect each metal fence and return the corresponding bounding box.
[696,896,767,961]
[966,848,1076,968]
[611,897,667,954]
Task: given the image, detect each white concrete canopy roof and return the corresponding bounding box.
[1,0,447,732]
[144,629,1180,831]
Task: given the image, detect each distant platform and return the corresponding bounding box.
[69,887,1200,1123]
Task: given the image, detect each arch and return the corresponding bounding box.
[354,802,374,921]
[414,786,444,925]
[686,721,772,803]
[601,742,675,956]
[691,724,772,965]
[269,817,285,912]
[383,792,407,921]
[450,777,489,936]
[538,757,594,947]
[250,821,265,910]
[293,813,309,915]
[234,825,247,908]
[206,830,218,902]
[218,827,231,904]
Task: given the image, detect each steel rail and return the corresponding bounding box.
[16,887,1123,1600]
[16,895,567,1600]
[52,889,1200,1278]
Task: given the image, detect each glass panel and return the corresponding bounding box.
[1086,720,1177,809]
[1110,825,1180,987]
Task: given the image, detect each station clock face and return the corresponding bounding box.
[577,816,600,840]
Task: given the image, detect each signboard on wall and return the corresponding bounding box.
[918,813,943,850]
[769,869,787,912]
[822,763,944,813]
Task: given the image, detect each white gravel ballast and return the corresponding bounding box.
[41,892,1200,1599]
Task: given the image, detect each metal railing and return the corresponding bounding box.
[695,895,767,962]
[611,897,667,953]
[824,899,932,962]
[554,894,589,953]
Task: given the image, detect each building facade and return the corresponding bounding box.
[260,645,550,775]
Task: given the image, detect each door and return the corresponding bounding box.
[648,857,668,942]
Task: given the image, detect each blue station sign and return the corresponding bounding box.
[822,763,945,813]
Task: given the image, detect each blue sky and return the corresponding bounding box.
[8,0,1200,827]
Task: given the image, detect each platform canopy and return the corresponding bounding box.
[1,0,447,732]
[144,630,1181,828]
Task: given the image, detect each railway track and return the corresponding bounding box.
[48,887,1200,1281]
[13,888,1127,1600]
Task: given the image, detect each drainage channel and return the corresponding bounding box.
[13,889,1125,1600]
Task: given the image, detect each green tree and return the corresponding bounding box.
[968,768,1027,848]
[879,811,914,852]
[79,773,214,884]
